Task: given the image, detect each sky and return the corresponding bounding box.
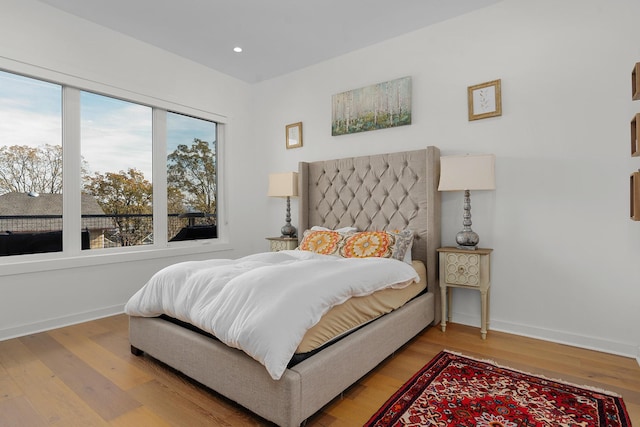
[0,70,216,184]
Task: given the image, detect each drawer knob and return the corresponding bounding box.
[458,266,466,274]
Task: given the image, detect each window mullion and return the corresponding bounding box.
[216,123,226,241]
[62,87,82,255]
[153,109,168,247]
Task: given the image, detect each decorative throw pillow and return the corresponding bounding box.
[298,229,342,255]
[390,229,415,264]
[339,230,413,262]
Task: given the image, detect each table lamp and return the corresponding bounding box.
[438,154,495,250]
[267,172,299,238]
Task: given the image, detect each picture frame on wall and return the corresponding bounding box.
[632,62,640,100]
[286,122,303,149]
[331,76,412,136]
[468,79,502,121]
[631,171,640,221]
[632,114,639,157]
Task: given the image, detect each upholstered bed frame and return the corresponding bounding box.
[129,146,441,426]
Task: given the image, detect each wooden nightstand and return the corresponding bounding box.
[437,247,493,339]
[266,237,298,252]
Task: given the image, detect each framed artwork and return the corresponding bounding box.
[632,114,639,157]
[632,171,640,220]
[468,79,502,121]
[331,76,412,136]
[633,62,640,100]
[286,122,303,149]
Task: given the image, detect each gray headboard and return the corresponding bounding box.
[298,147,441,315]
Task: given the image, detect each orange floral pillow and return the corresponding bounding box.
[339,230,413,262]
[298,230,342,255]
[340,231,392,258]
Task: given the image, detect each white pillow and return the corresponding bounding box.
[310,226,358,233]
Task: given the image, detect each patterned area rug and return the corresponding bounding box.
[365,350,632,427]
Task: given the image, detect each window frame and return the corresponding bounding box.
[0,60,230,276]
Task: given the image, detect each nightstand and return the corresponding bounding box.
[266,237,298,252]
[437,247,493,339]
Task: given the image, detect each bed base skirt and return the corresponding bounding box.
[129,292,434,427]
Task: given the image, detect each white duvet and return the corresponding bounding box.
[124,250,419,380]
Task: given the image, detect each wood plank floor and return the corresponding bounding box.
[1,314,638,426]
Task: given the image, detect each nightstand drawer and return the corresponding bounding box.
[444,252,480,286]
[266,237,298,252]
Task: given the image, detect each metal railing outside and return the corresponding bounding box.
[0,213,216,254]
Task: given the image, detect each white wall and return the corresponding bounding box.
[254,0,640,358]
[0,0,261,339]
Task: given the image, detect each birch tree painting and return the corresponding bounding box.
[332,76,411,136]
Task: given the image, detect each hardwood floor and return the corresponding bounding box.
[1,315,638,426]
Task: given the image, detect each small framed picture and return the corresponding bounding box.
[633,62,640,100]
[632,114,639,157]
[632,171,640,220]
[468,79,502,121]
[286,122,303,149]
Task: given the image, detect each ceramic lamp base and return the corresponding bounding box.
[456,229,478,250]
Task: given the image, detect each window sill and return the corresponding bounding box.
[0,239,233,277]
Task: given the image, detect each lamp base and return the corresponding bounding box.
[455,229,479,250]
[455,189,480,250]
[280,195,297,238]
[281,223,297,238]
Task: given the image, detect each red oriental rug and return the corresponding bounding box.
[365,350,632,427]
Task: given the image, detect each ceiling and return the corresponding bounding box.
[37,0,501,84]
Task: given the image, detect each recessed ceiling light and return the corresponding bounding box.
[233,47,243,53]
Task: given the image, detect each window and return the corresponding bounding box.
[167,112,217,242]
[0,70,63,256]
[0,68,221,259]
[81,92,153,249]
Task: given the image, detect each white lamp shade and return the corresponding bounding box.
[438,154,496,191]
[267,172,299,197]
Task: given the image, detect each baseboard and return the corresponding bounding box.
[0,305,123,342]
[453,313,637,360]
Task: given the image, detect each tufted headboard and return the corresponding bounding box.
[298,147,441,321]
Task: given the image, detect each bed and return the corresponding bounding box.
[127,146,441,426]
